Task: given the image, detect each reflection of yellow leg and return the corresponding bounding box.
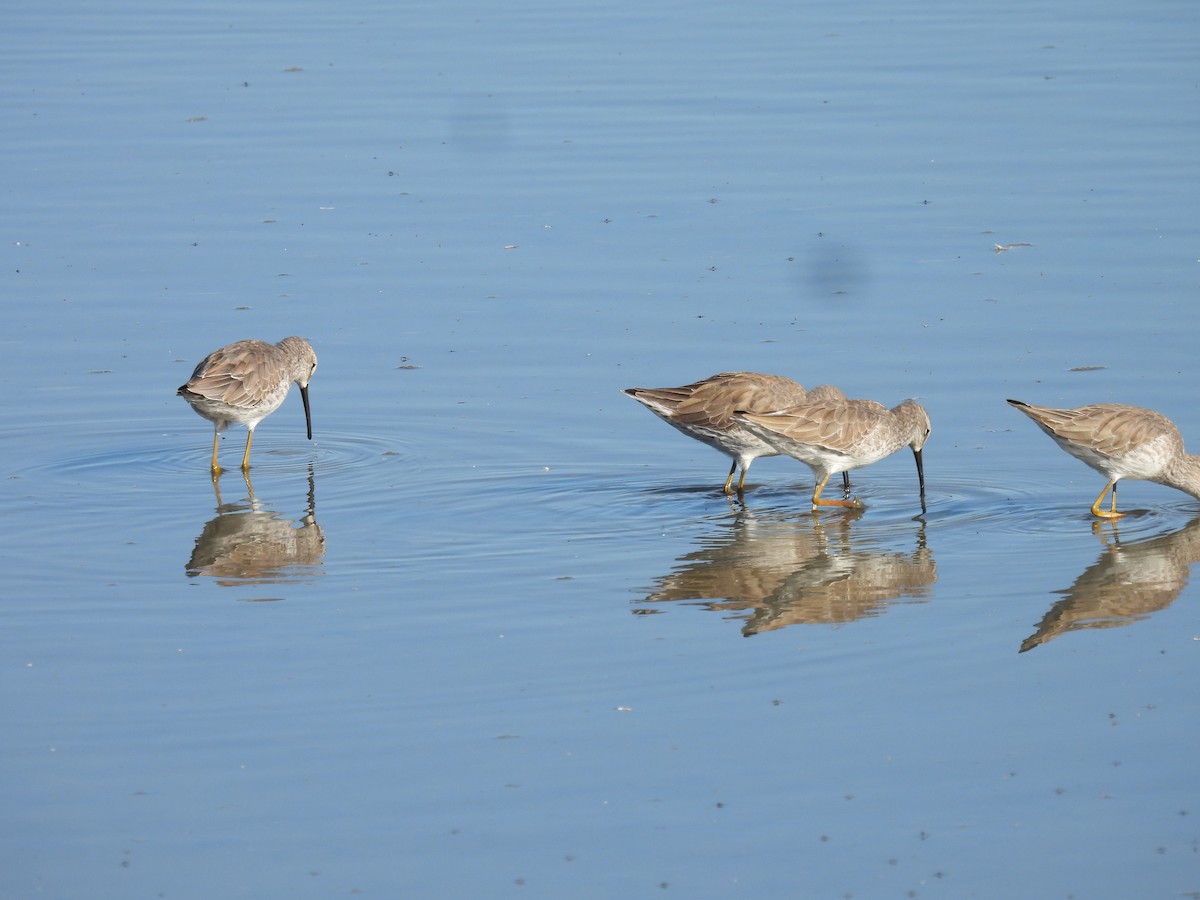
[723,460,738,494]
[812,471,863,509]
[210,431,222,475]
[241,430,254,471]
[1090,480,1124,519]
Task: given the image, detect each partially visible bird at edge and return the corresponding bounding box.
[1007,399,1200,519]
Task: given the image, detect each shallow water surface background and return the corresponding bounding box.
[3,0,1199,897]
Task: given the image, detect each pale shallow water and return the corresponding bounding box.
[3,0,1199,898]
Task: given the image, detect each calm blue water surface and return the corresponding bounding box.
[3,0,1199,897]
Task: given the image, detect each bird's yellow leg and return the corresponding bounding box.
[812,471,863,509]
[1090,480,1123,520]
[241,430,254,472]
[210,431,223,476]
[723,460,738,495]
[735,463,752,494]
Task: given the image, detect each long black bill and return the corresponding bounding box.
[913,447,926,514]
[300,384,313,440]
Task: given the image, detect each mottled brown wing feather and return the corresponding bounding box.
[183,340,287,411]
[745,399,889,452]
[1015,403,1181,459]
[629,373,811,430]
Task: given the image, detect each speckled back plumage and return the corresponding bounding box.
[625,372,812,429]
[736,398,931,473]
[1007,402,1181,474]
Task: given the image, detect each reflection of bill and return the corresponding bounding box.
[639,513,935,636]
[1020,517,1200,652]
[186,469,325,588]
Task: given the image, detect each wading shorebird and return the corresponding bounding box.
[623,372,847,494]
[1007,399,1200,519]
[734,397,930,513]
[178,337,317,475]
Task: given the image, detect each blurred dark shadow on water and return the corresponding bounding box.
[796,238,873,301]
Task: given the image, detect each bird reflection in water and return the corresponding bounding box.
[1019,516,1200,652]
[637,509,935,636]
[186,466,325,587]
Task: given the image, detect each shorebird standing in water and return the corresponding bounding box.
[623,372,847,494]
[178,336,317,475]
[734,397,930,513]
[1007,399,1200,519]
